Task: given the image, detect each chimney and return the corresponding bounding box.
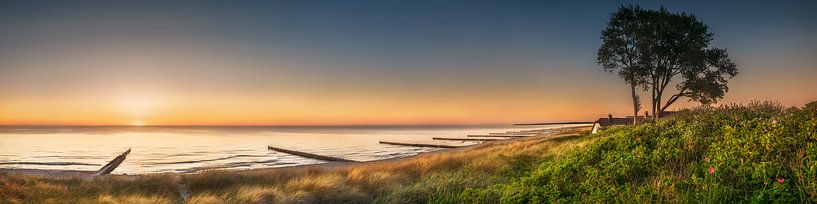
[608,114,613,123]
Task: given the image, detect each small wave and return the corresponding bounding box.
[174,160,293,173]
[0,161,99,166]
[143,154,270,165]
[32,155,108,160]
[222,159,284,168]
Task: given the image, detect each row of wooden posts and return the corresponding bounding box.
[267,128,558,163]
[92,128,560,176]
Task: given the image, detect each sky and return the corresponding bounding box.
[0,0,815,126]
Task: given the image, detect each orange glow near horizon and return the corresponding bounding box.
[2,52,815,126]
[1,49,816,126]
[2,86,815,126]
[0,93,607,126]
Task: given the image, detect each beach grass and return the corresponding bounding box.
[0,173,179,203]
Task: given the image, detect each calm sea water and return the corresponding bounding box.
[0,124,583,174]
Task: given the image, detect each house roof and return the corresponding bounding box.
[595,118,635,127]
[594,111,680,127]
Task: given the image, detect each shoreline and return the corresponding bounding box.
[514,121,593,126]
[0,125,591,178]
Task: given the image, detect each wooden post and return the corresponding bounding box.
[268,146,358,162]
[433,137,504,141]
[379,141,460,148]
[93,148,131,176]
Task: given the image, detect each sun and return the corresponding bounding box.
[114,93,165,126]
[130,120,146,126]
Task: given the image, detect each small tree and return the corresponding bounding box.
[598,5,738,120]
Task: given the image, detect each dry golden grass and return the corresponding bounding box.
[0,172,181,203]
[90,194,175,204]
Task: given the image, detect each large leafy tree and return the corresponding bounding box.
[598,5,738,121]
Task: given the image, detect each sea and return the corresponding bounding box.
[0,124,584,174]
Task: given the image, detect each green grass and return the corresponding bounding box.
[2,101,816,203]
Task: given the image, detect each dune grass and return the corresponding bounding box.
[0,173,179,203]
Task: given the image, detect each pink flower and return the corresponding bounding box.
[705,157,710,162]
[772,119,778,126]
[709,167,715,174]
[777,178,784,183]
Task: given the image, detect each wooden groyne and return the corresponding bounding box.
[93,148,130,177]
[518,129,551,133]
[489,132,540,136]
[467,134,532,138]
[514,121,593,126]
[379,141,461,148]
[268,146,358,162]
[432,137,504,141]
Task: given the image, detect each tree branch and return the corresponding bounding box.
[661,88,690,113]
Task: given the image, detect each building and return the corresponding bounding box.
[591,111,678,134]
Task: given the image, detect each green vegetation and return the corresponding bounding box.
[2,101,816,203]
[470,101,817,203]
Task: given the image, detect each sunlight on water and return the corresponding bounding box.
[0,124,584,174]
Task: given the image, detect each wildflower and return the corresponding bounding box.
[772,119,778,126]
[777,178,784,183]
[705,157,710,162]
[709,167,715,174]
[764,181,769,186]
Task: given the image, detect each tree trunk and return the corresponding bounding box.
[651,82,656,121]
[630,82,638,125]
[656,91,662,120]
[660,93,683,115]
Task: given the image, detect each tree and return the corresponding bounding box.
[598,5,738,121]
[597,6,650,124]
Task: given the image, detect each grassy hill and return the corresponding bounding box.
[490,101,817,203]
[2,101,816,203]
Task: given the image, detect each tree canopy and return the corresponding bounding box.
[598,5,738,119]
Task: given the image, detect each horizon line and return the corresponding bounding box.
[0,121,592,128]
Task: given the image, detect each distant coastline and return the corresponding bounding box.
[514,121,593,126]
